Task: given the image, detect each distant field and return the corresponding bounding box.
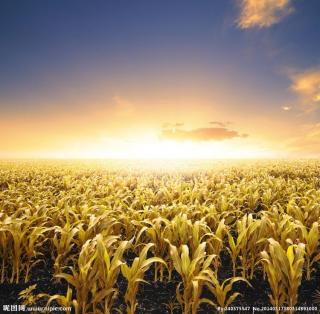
[0,160,320,314]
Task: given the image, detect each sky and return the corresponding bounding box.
[1,0,320,159]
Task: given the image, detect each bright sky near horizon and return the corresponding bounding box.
[1,0,320,159]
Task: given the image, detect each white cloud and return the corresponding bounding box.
[281,105,292,111]
[237,0,294,29]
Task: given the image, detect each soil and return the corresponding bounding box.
[0,252,319,314]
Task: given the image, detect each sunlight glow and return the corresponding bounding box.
[48,137,275,160]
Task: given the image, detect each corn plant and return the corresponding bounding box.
[260,238,305,314]
[297,221,320,280]
[92,234,131,313]
[0,218,34,283]
[226,214,259,278]
[52,221,79,277]
[55,238,96,314]
[18,284,42,306]
[197,271,251,314]
[56,234,129,314]
[0,217,10,283]
[145,217,170,281]
[167,241,216,314]
[121,243,166,314]
[76,213,118,246]
[45,286,74,314]
[23,226,48,281]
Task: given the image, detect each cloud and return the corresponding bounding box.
[237,0,294,29]
[209,121,232,127]
[162,122,184,128]
[289,68,320,111]
[161,127,248,141]
[281,105,292,111]
[287,123,320,155]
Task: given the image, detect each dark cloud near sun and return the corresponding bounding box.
[161,127,248,142]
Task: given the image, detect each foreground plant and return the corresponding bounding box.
[121,243,166,314]
[0,218,47,283]
[18,284,42,306]
[167,241,216,314]
[227,214,261,279]
[198,271,251,314]
[56,234,130,314]
[260,238,305,314]
[52,220,79,277]
[298,221,320,280]
[44,286,74,314]
[145,217,170,281]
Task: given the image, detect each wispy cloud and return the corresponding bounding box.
[161,127,248,141]
[209,121,232,127]
[289,68,320,111]
[287,123,320,155]
[237,0,294,29]
[162,122,184,129]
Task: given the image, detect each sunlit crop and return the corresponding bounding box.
[0,159,319,313]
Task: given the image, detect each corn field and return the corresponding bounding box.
[0,160,320,313]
